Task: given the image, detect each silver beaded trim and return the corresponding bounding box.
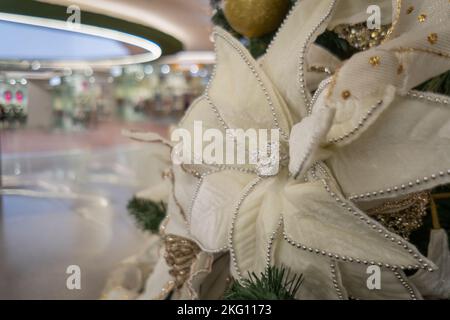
[393,271,418,300]
[348,169,450,202]
[327,83,450,147]
[330,260,345,300]
[188,166,256,225]
[327,100,383,144]
[344,90,450,201]
[228,177,263,282]
[406,90,450,105]
[264,215,283,274]
[291,79,332,179]
[282,173,433,271]
[299,0,337,114]
[264,0,302,54]
[207,31,289,141]
[308,77,333,116]
[186,166,256,254]
[175,95,204,128]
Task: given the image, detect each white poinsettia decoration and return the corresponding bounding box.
[139,0,450,300]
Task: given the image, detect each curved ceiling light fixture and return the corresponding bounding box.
[0,12,163,69]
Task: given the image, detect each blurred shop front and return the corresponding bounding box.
[0,0,214,299]
[0,61,212,131]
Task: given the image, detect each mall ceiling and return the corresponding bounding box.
[0,0,215,74]
[39,0,215,51]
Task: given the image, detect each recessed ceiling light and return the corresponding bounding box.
[0,12,162,68]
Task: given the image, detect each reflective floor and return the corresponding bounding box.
[0,121,170,299]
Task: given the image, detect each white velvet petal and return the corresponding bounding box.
[189,169,256,251]
[274,240,345,299]
[209,27,292,138]
[409,229,450,299]
[289,103,334,178]
[175,96,227,172]
[179,96,224,136]
[165,190,191,239]
[137,249,174,300]
[327,94,450,201]
[338,263,423,300]
[172,165,199,223]
[185,253,230,300]
[281,174,432,268]
[261,0,338,120]
[389,0,450,40]
[231,173,287,278]
[326,85,396,146]
[327,0,450,122]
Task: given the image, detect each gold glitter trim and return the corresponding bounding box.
[333,23,390,51]
[164,234,201,289]
[369,56,381,66]
[427,33,438,45]
[309,65,333,75]
[383,0,402,43]
[368,192,430,240]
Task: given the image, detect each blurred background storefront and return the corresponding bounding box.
[0,0,214,299]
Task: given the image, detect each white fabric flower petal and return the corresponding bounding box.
[410,229,450,299]
[327,94,450,201]
[208,27,292,138]
[189,169,256,251]
[289,102,334,178]
[338,263,423,300]
[261,0,338,120]
[281,166,433,269]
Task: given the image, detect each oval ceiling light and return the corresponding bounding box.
[0,12,162,69]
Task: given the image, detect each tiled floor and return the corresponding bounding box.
[0,120,171,299]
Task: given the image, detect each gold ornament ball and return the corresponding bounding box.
[224,0,290,38]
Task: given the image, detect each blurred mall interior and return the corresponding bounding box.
[0,0,214,299]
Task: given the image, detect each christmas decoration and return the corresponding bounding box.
[127,197,166,233]
[332,22,390,51]
[368,192,430,240]
[223,0,290,38]
[225,266,303,300]
[116,0,450,300]
[164,234,201,288]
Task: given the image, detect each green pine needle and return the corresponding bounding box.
[315,29,359,60]
[415,71,450,96]
[127,197,166,233]
[224,266,303,300]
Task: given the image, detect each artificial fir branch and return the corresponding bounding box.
[224,266,303,300]
[127,197,166,233]
[416,71,450,96]
[315,30,359,60]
